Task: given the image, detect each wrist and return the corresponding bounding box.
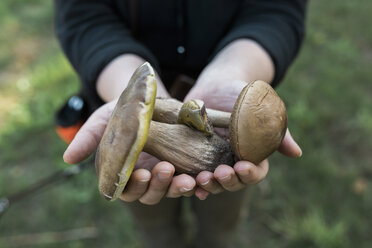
[185,80,246,112]
[186,39,275,111]
[196,39,275,87]
[96,54,170,102]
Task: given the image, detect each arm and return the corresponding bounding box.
[54,0,162,106]
[185,39,302,198]
[189,0,307,110]
[186,0,307,198]
[56,0,194,204]
[96,54,170,101]
[209,0,307,87]
[187,39,274,111]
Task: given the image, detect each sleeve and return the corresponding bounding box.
[213,0,307,87]
[54,0,160,106]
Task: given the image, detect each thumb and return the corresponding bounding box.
[277,128,302,158]
[63,100,116,164]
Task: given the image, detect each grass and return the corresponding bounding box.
[0,0,372,247]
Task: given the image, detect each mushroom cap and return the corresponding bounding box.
[95,62,157,201]
[177,99,214,135]
[229,80,287,164]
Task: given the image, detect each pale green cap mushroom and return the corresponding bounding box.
[95,62,157,201]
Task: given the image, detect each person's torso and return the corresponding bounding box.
[113,0,243,74]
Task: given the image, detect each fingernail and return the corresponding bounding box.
[236,164,250,176]
[139,178,150,183]
[199,195,208,200]
[291,139,302,157]
[297,148,303,157]
[63,149,72,164]
[180,187,193,193]
[219,174,231,182]
[296,141,303,157]
[200,180,210,186]
[288,131,303,157]
[292,143,302,157]
[157,171,172,181]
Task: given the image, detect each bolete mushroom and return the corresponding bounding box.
[152,81,288,165]
[96,63,234,201]
[153,97,231,128]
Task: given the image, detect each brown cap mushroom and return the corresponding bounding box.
[153,97,231,127]
[152,81,287,165]
[96,63,234,201]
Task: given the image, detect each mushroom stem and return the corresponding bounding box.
[205,109,231,127]
[153,98,231,128]
[155,81,288,165]
[144,121,234,174]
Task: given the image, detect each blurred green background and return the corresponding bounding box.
[0,0,371,247]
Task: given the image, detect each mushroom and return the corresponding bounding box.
[153,97,231,128]
[177,99,214,136]
[152,81,288,165]
[96,63,234,201]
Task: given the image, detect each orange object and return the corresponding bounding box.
[55,121,83,144]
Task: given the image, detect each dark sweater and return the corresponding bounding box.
[54,0,307,110]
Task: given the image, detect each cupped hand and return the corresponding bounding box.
[193,129,301,199]
[63,80,302,203]
[184,80,302,200]
[63,100,198,205]
[119,153,197,205]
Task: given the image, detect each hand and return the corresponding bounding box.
[119,156,197,204]
[63,100,198,205]
[193,129,301,199]
[184,80,302,200]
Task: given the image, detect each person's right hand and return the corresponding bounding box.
[63,100,197,205]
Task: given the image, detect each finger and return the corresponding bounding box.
[214,164,245,192]
[119,169,151,202]
[278,129,302,158]
[135,152,160,171]
[63,101,117,164]
[234,159,269,185]
[196,171,224,194]
[195,187,210,200]
[165,174,196,198]
[182,188,196,197]
[139,162,175,205]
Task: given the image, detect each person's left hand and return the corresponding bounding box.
[63,100,198,204]
[183,79,302,200]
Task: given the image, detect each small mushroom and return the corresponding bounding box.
[96,63,234,201]
[153,97,231,127]
[177,99,214,136]
[153,81,287,165]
